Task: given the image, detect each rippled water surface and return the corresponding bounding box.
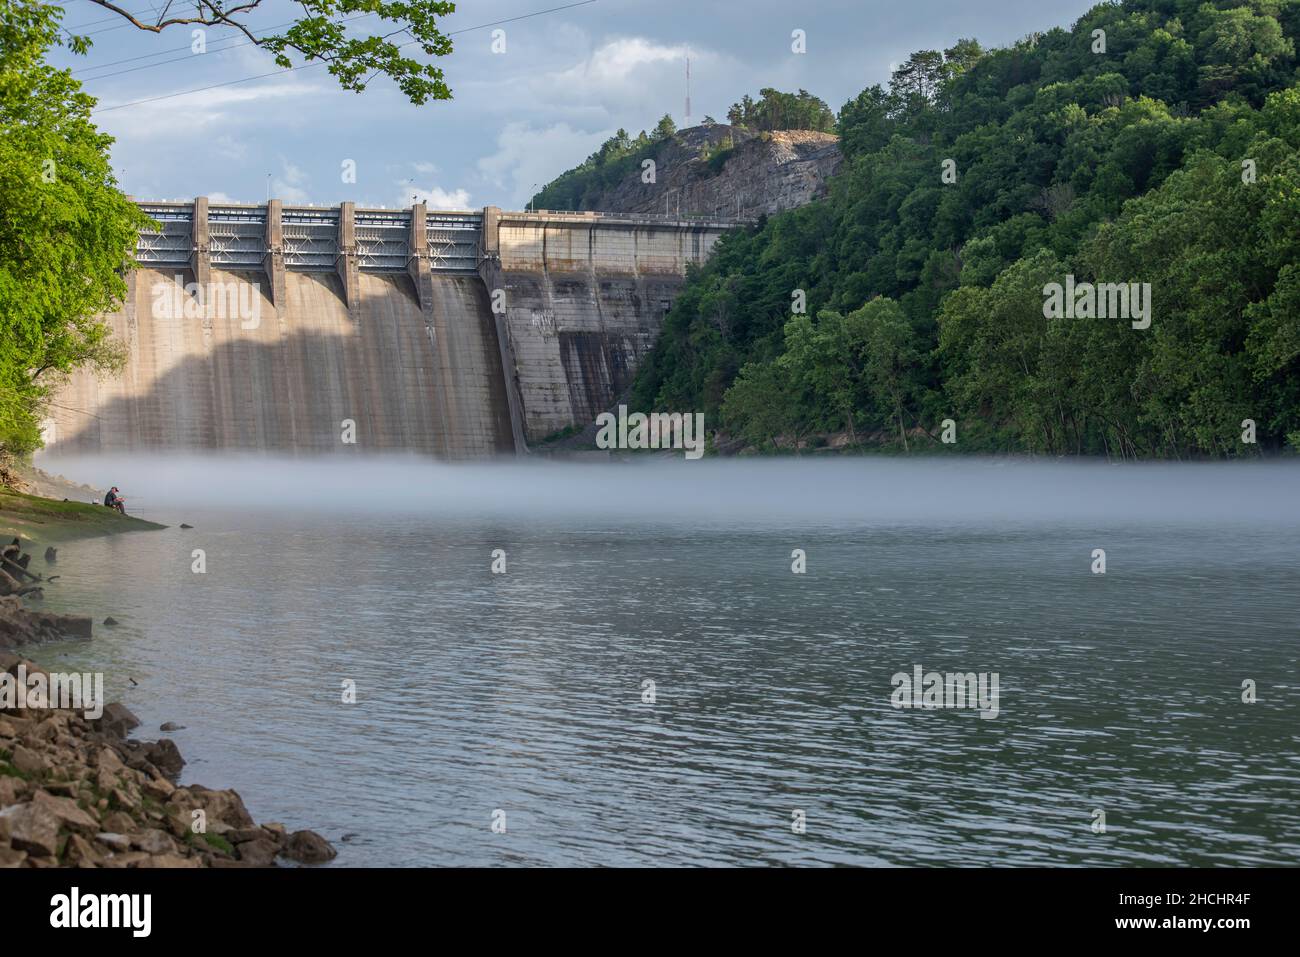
[30,457,1300,866]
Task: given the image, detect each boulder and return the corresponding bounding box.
[131,829,176,855]
[0,801,59,856]
[64,833,105,866]
[48,614,92,639]
[143,739,185,777]
[10,743,47,776]
[0,846,27,868]
[95,832,131,851]
[96,746,126,772]
[190,786,254,829]
[97,703,140,739]
[101,811,138,834]
[143,776,175,800]
[235,837,279,867]
[283,830,338,864]
[31,789,99,832]
[96,765,120,795]
[227,828,265,844]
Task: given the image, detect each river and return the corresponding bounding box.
[27,455,1300,866]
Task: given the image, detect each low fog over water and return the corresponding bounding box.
[30,454,1300,865]
[36,454,1300,528]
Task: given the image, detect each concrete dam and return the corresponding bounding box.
[44,199,738,457]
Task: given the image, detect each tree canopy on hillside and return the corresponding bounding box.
[726,88,836,132]
[631,0,1300,458]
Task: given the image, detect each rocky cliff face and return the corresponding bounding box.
[564,124,842,219]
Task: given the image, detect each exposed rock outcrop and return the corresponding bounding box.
[554,124,842,219]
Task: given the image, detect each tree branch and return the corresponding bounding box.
[80,0,266,34]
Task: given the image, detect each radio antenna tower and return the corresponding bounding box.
[684,52,692,126]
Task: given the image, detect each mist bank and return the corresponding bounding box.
[35,453,1300,530]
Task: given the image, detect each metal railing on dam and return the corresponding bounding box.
[133,198,752,276]
[135,199,482,274]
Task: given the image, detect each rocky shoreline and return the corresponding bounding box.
[1,598,336,869]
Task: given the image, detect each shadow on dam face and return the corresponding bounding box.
[45,268,515,457]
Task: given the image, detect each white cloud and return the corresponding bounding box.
[272,159,310,203]
[214,135,248,163]
[477,122,610,209]
[564,37,689,84]
[403,183,472,210]
[98,81,323,141]
[411,161,439,175]
[489,37,733,126]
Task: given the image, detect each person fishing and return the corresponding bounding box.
[104,486,126,514]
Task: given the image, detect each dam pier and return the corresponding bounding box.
[45,200,741,458]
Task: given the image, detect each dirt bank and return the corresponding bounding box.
[0,487,166,544]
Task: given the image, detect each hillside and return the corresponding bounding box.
[629,0,1300,459]
[530,122,842,218]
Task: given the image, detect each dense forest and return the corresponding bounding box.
[725,88,836,132]
[628,0,1300,457]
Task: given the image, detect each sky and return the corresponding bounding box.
[50,0,1100,211]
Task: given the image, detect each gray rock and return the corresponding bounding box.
[235,837,279,867]
[0,802,59,856]
[143,739,185,777]
[131,829,176,855]
[0,845,27,867]
[95,832,131,851]
[49,614,92,639]
[97,702,140,739]
[10,743,46,776]
[31,789,99,832]
[283,829,338,864]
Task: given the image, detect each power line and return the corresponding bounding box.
[63,1,169,32]
[74,11,374,76]
[76,12,376,81]
[67,4,171,38]
[92,0,599,114]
